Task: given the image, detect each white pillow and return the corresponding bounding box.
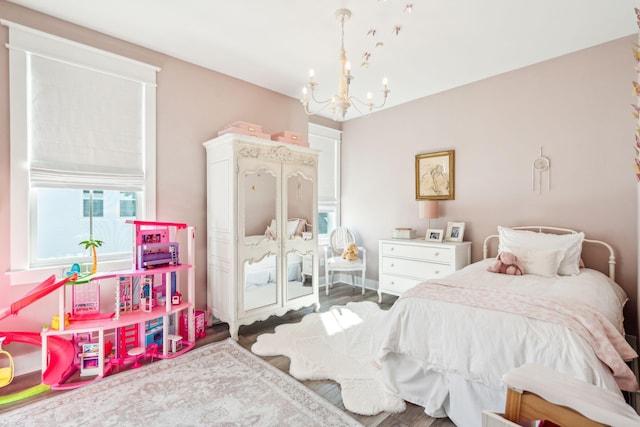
[498,226,584,276]
[287,219,299,238]
[512,246,566,277]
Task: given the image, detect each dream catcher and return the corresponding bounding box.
[532,147,550,194]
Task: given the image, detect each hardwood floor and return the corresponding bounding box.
[1,283,455,426]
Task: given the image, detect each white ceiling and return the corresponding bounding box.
[7,0,637,121]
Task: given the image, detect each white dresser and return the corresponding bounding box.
[378,239,471,302]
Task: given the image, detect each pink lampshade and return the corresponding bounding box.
[419,200,439,219]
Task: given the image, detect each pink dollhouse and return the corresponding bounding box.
[40,220,197,386]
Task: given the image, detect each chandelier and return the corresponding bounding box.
[301,9,390,120]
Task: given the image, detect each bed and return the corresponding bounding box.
[373,226,638,427]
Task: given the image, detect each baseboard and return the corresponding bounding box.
[320,274,378,292]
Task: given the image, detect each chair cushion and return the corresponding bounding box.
[327,256,363,269]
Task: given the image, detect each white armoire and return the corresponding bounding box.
[203,133,319,340]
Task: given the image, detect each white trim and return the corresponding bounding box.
[1,20,160,82]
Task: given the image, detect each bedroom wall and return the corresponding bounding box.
[340,35,639,335]
[0,2,307,365]
[1,1,637,362]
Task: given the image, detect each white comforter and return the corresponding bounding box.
[373,259,636,427]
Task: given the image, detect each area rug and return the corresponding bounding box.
[0,338,362,427]
[251,301,406,416]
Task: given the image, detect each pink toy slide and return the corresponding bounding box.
[0,274,79,395]
[0,274,77,321]
[0,331,75,386]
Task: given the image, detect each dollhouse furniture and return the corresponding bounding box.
[40,220,197,381]
[127,346,146,369]
[204,133,320,340]
[167,334,182,353]
[145,343,159,362]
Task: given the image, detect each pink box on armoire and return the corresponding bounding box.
[218,121,270,139]
[271,130,309,147]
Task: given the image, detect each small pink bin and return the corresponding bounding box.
[271,131,309,147]
[218,127,271,139]
[227,121,263,133]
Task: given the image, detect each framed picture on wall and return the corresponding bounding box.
[425,229,444,242]
[415,150,455,200]
[445,221,465,242]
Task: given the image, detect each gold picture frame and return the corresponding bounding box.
[415,150,455,200]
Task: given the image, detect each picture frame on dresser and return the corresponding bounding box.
[426,229,444,242]
[415,150,455,200]
[445,221,465,242]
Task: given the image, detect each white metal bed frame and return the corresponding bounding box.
[481,226,616,281]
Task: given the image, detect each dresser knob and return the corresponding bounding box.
[434,252,440,256]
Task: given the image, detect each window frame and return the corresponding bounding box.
[4,21,158,285]
[308,123,341,247]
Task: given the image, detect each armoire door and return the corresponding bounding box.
[282,161,317,304]
[237,153,281,314]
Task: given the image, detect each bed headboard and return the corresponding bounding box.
[482,226,616,280]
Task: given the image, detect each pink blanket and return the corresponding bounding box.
[403,282,639,391]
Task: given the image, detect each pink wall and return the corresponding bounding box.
[1,1,637,348]
[0,2,308,336]
[341,36,638,333]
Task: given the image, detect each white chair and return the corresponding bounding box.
[324,227,366,296]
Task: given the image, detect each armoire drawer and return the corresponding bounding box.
[381,242,452,264]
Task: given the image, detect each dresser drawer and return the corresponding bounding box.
[381,242,451,264]
[379,274,422,295]
[381,257,452,279]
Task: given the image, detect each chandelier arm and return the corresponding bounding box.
[348,93,389,111]
[309,90,335,105]
[301,98,335,116]
[346,99,366,116]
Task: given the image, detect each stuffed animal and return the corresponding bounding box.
[342,242,359,261]
[487,251,523,275]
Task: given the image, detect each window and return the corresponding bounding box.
[119,192,137,218]
[308,123,341,244]
[4,21,158,284]
[83,190,104,218]
[34,189,135,267]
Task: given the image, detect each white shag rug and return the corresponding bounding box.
[251,301,406,416]
[0,338,362,427]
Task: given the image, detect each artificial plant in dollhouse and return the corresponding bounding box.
[79,191,104,275]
